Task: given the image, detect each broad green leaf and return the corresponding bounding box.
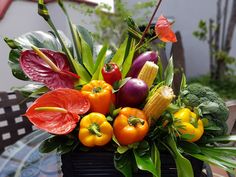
[92,44,108,80]
[112,77,131,93]
[39,135,62,153]
[190,153,236,174]
[76,25,93,54]
[180,73,187,92]
[164,56,174,86]
[71,59,91,83]
[201,148,236,169]
[4,37,22,49]
[151,143,161,177]
[156,57,163,83]
[8,49,28,80]
[121,40,136,78]
[204,135,236,143]
[179,141,201,154]
[133,149,158,177]
[167,136,194,177]
[79,34,94,74]
[57,0,82,63]
[38,0,78,75]
[117,146,129,154]
[12,83,48,98]
[114,152,133,177]
[111,38,128,67]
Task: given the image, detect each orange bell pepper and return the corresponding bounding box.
[79,112,113,147]
[113,107,149,145]
[81,80,114,115]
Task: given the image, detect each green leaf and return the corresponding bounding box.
[8,49,28,80]
[121,40,136,78]
[76,25,93,54]
[38,0,50,21]
[39,135,62,153]
[114,152,133,177]
[179,141,201,154]
[133,148,158,177]
[190,153,236,174]
[117,146,129,154]
[126,17,142,40]
[156,57,163,83]
[151,143,161,177]
[12,84,48,98]
[71,59,91,83]
[197,101,219,115]
[167,136,194,177]
[38,0,79,75]
[200,148,236,169]
[92,44,108,80]
[180,73,187,92]
[57,0,82,62]
[180,134,195,141]
[111,38,128,67]
[112,77,131,93]
[164,56,174,86]
[204,135,236,143]
[79,33,94,74]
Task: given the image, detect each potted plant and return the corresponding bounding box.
[4,0,236,177]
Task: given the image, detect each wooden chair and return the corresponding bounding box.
[0,91,35,153]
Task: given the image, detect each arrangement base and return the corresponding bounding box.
[61,149,203,177]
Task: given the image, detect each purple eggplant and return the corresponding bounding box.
[117,78,148,107]
[128,51,159,78]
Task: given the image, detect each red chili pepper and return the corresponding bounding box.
[102,62,122,86]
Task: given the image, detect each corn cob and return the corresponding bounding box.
[143,86,175,125]
[137,61,159,88]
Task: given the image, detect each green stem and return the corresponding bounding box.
[89,123,102,137]
[136,0,163,49]
[128,117,145,126]
[135,35,158,52]
[92,87,102,93]
[35,107,68,113]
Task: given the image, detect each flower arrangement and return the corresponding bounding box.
[4,0,236,177]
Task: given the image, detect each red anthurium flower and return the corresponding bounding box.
[25,88,90,135]
[155,15,177,43]
[20,48,79,90]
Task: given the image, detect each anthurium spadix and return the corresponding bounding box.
[20,46,80,90]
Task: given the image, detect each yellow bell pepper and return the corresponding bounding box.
[174,108,204,142]
[79,113,113,147]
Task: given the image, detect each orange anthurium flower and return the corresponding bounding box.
[25,88,90,135]
[155,15,177,43]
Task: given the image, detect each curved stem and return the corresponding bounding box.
[136,0,163,49]
[89,123,102,137]
[128,117,145,126]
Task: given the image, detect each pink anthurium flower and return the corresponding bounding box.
[24,88,90,135]
[155,15,177,43]
[20,47,80,90]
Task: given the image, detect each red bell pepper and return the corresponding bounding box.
[102,62,122,86]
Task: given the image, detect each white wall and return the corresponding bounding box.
[0,0,236,91]
[127,0,236,78]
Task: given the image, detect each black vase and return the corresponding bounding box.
[61,148,203,177]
